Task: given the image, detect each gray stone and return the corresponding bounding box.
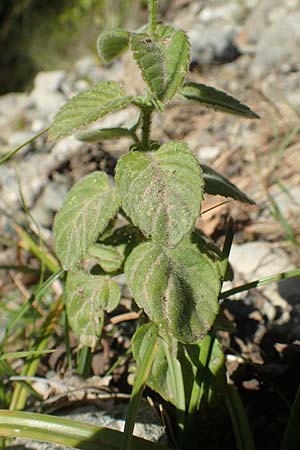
[33,71,66,93]
[250,12,300,79]
[188,25,240,66]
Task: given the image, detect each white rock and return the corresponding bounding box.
[33,71,66,93]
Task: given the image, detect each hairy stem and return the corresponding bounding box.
[141,108,152,150]
[148,0,158,35]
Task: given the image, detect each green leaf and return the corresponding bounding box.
[97,30,130,62]
[180,82,260,119]
[130,25,190,102]
[66,270,120,348]
[75,127,133,142]
[88,243,126,272]
[130,32,165,100]
[202,164,255,204]
[54,172,119,270]
[116,141,203,248]
[125,239,220,344]
[48,81,132,141]
[132,324,183,408]
[155,25,190,102]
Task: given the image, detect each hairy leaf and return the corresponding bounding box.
[54,172,119,270]
[130,25,190,102]
[66,270,120,348]
[180,82,260,119]
[155,25,190,101]
[97,30,130,62]
[48,81,132,141]
[125,240,220,343]
[202,164,255,204]
[116,141,203,247]
[130,32,165,100]
[75,127,133,142]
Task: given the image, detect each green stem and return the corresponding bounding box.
[141,108,152,150]
[162,340,186,445]
[148,0,158,35]
[122,326,158,450]
[225,384,256,450]
[220,268,300,299]
[280,384,300,450]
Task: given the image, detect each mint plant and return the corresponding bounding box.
[48,0,259,445]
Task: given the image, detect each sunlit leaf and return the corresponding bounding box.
[48,81,132,141]
[116,141,203,247]
[130,25,190,102]
[125,239,220,343]
[66,270,120,348]
[54,172,119,270]
[97,30,130,62]
[180,82,260,119]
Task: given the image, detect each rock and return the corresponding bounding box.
[7,402,167,450]
[33,71,66,93]
[225,242,294,322]
[229,242,292,281]
[197,145,221,163]
[250,12,300,79]
[30,177,70,228]
[188,25,240,66]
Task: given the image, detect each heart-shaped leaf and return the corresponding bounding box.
[66,270,120,348]
[130,25,190,102]
[54,172,119,270]
[97,30,130,62]
[48,81,132,141]
[202,164,255,204]
[180,82,260,119]
[125,239,220,343]
[116,141,203,248]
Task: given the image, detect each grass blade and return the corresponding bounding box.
[220,268,300,299]
[0,128,49,165]
[0,410,169,450]
[225,384,256,450]
[122,323,158,450]
[280,384,300,450]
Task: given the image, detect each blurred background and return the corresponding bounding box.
[0,0,151,94]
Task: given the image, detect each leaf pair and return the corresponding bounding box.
[97,25,190,103]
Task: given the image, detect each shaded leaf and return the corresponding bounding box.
[54,172,119,270]
[116,141,203,247]
[125,239,220,343]
[66,270,120,348]
[202,164,255,205]
[48,81,132,141]
[130,25,190,102]
[180,82,260,119]
[97,30,130,62]
[88,243,126,272]
[75,127,133,142]
[132,323,183,408]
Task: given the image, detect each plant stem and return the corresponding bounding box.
[141,108,152,150]
[148,0,158,35]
